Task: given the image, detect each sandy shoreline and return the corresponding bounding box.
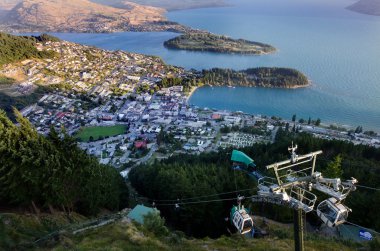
[186,86,199,103]
[185,81,309,104]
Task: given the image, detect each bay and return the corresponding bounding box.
[50,0,380,131]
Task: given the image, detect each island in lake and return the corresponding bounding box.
[164,32,276,55]
[201,67,309,88]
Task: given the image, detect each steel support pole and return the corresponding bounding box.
[294,187,305,251]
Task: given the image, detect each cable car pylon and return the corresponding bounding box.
[230,144,358,251]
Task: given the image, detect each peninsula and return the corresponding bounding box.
[202,67,309,88]
[347,0,380,16]
[164,32,276,55]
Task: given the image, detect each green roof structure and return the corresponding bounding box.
[231,150,255,166]
[127,205,159,224]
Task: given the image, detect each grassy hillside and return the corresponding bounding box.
[0,33,57,65]
[0,75,15,85]
[0,212,373,251]
[0,212,87,250]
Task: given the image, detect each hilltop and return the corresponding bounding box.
[0,0,188,33]
[0,32,58,65]
[347,0,380,16]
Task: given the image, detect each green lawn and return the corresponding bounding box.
[75,125,127,142]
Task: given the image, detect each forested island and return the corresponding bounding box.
[202,67,309,88]
[164,32,276,55]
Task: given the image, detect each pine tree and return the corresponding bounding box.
[324,154,343,178]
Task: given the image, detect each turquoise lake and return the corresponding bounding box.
[50,0,380,131]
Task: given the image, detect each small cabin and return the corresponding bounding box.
[231,206,253,234]
[317,198,350,227]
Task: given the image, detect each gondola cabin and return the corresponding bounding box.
[317,198,350,227]
[230,205,253,234]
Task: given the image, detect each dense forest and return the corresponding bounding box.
[129,157,256,238]
[0,33,58,65]
[164,32,275,54]
[0,109,129,215]
[130,128,380,238]
[202,67,309,88]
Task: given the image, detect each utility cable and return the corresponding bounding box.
[155,197,239,206]
[355,184,380,191]
[345,221,380,235]
[310,209,380,235]
[137,188,254,202]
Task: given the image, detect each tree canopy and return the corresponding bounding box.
[0,109,128,215]
[130,128,380,237]
[0,33,57,65]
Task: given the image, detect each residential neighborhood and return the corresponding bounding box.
[2,39,379,176]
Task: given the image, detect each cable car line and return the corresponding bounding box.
[355,184,380,191]
[137,188,255,202]
[310,209,380,235]
[345,221,380,235]
[155,197,240,206]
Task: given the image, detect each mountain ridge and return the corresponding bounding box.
[91,0,228,11]
[0,0,187,33]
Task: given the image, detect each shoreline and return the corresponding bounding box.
[166,3,231,12]
[186,86,199,103]
[185,89,380,134]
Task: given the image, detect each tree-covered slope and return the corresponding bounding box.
[130,129,380,238]
[0,109,129,216]
[0,32,57,65]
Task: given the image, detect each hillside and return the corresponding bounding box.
[0,0,19,10]
[0,0,181,33]
[347,0,380,16]
[0,32,57,65]
[91,0,228,11]
[0,212,369,250]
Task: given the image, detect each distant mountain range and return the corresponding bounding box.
[91,0,228,11]
[0,0,181,32]
[0,0,228,12]
[347,0,380,16]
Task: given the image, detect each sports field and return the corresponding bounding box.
[75,125,127,142]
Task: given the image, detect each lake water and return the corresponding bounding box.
[50,0,380,131]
